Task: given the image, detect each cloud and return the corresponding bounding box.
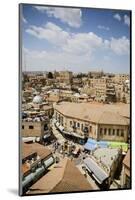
[34,6,82,28]
[97,25,110,31]
[22,44,129,73]
[124,15,130,26]
[62,32,103,55]
[113,13,121,21]
[22,15,27,23]
[26,22,103,56]
[22,47,95,72]
[26,22,70,46]
[109,36,129,55]
[26,22,130,57]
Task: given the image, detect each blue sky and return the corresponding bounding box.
[21,4,130,73]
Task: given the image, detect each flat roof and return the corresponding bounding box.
[93,148,120,168]
[22,142,52,160]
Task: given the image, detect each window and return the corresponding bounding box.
[29,125,34,129]
[100,128,102,134]
[104,128,107,135]
[121,130,124,137]
[61,116,63,124]
[44,124,48,131]
[77,122,80,128]
[108,128,111,135]
[22,125,24,129]
[113,129,115,135]
[81,124,84,130]
[70,121,72,127]
[73,121,76,127]
[117,129,119,136]
[90,126,92,133]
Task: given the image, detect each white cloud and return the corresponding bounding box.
[97,25,110,31]
[26,22,70,46]
[26,22,130,57]
[113,13,121,21]
[22,47,95,72]
[63,32,103,55]
[109,36,129,55]
[34,6,82,28]
[124,15,130,26]
[104,40,110,48]
[26,22,103,56]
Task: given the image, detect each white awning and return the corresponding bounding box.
[43,133,51,139]
[59,125,64,131]
[36,137,40,142]
[56,122,60,127]
[43,157,54,168]
[22,137,36,143]
[71,132,85,139]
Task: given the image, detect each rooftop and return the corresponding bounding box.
[93,148,120,168]
[123,149,130,169]
[54,102,129,125]
[22,143,52,159]
[22,143,52,175]
[27,158,93,194]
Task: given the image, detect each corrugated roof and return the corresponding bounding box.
[84,157,109,184]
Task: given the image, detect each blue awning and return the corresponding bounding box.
[98,141,108,148]
[84,143,96,151]
[84,139,97,151]
[84,139,108,151]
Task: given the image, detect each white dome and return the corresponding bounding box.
[33,95,43,104]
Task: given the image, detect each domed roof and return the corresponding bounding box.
[33,95,43,104]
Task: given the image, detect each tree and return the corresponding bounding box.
[48,72,53,79]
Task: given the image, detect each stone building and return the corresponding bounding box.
[53,102,130,143]
[21,142,54,194]
[54,71,73,85]
[83,148,122,189]
[22,120,50,139]
[88,70,104,78]
[121,149,130,188]
[113,74,129,84]
[88,77,116,102]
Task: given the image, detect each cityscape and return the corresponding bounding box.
[20,4,131,195]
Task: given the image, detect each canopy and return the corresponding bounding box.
[58,125,64,132]
[84,139,97,151]
[43,133,51,139]
[84,139,108,151]
[98,141,108,148]
[71,132,85,139]
[108,142,128,152]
